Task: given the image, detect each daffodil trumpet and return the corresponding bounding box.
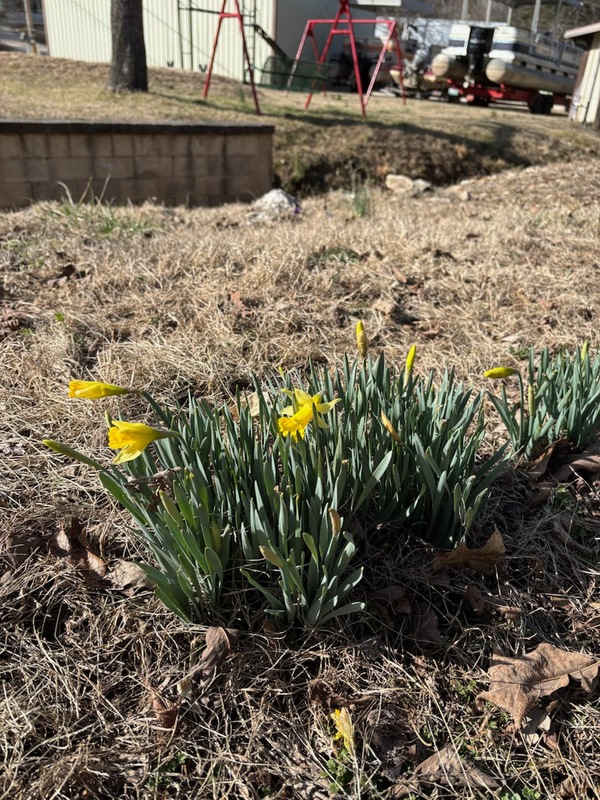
[108,420,180,464]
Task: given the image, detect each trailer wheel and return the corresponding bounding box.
[528,92,554,115]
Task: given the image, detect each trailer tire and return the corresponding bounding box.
[528,92,553,115]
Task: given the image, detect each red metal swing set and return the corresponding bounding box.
[202,0,405,116]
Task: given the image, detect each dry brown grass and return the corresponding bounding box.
[2,53,600,800]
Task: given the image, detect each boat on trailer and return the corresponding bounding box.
[430,0,584,111]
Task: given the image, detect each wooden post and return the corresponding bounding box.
[23,0,38,54]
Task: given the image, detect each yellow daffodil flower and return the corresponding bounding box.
[277,388,340,442]
[404,344,416,385]
[108,420,179,464]
[356,320,369,358]
[69,380,132,399]
[484,367,518,380]
[331,707,354,754]
[381,411,402,443]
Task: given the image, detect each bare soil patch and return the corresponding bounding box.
[1,53,600,800]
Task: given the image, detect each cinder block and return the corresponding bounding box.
[172,155,193,178]
[26,158,51,182]
[94,156,135,179]
[193,176,224,198]
[22,133,48,157]
[68,134,91,157]
[130,177,160,202]
[135,155,169,179]
[112,134,135,157]
[133,134,168,157]
[224,154,248,177]
[0,158,27,183]
[0,134,24,159]
[47,134,70,158]
[90,135,114,158]
[0,181,32,208]
[225,135,260,157]
[49,157,93,182]
[190,156,212,179]
[191,135,224,157]
[170,136,191,157]
[30,181,67,202]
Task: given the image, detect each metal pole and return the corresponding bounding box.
[485,0,492,23]
[531,0,542,32]
[461,0,469,20]
[23,0,38,54]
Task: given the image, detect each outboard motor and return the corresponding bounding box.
[466,27,493,80]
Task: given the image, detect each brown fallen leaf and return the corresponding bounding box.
[190,626,236,684]
[368,585,411,615]
[551,449,600,482]
[465,584,487,614]
[145,681,179,730]
[521,704,552,746]
[308,678,371,710]
[51,517,107,586]
[433,529,505,575]
[108,560,152,594]
[524,440,566,481]
[392,743,499,797]
[413,602,440,644]
[476,643,599,728]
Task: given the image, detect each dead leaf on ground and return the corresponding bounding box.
[392,743,499,797]
[308,678,371,710]
[51,517,107,586]
[228,290,257,318]
[43,263,87,287]
[433,529,505,575]
[189,626,237,683]
[368,585,412,615]
[108,560,152,594]
[144,680,180,730]
[413,602,441,644]
[550,448,600,482]
[523,440,564,481]
[528,481,553,509]
[521,704,553,746]
[476,643,599,728]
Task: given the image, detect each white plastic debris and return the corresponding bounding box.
[246,188,301,223]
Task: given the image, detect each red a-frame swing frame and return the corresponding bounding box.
[287,0,405,117]
[203,0,261,114]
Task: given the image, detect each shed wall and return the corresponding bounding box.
[42,0,369,83]
[570,31,600,127]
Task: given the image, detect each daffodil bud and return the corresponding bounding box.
[381,412,402,443]
[356,320,369,358]
[404,344,416,385]
[484,367,518,380]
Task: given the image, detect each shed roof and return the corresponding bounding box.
[565,20,600,39]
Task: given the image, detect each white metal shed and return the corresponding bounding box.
[565,21,600,127]
[41,0,368,84]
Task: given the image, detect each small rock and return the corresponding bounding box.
[385,174,414,193]
[412,178,432,195]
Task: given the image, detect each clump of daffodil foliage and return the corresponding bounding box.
[485,343,600,459]
[45,331,510,628]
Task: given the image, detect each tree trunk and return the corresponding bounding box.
[109,0,148,92]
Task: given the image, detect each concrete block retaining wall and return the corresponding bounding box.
[0,120,274,209]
